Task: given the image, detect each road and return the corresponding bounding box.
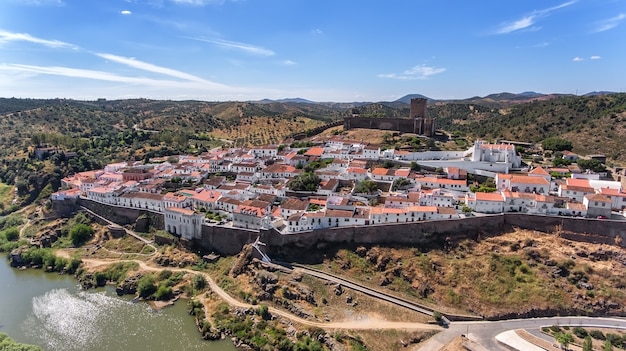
[418,316,626,351]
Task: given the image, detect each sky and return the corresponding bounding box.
[0,0,625,102]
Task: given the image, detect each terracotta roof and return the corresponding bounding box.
[567,203,587,210]
[304,147,324,157]
[437,207,458,215]
[584,194,612,203]
[281,198,309,211]
[395,168,411,177]
[560,184,595,193]
[599,188,626,197]
[325,209,354,218]
[566,178,591,187]
[372,167,391,176]
[347,167,367,174]
[529,167,550,176]
[473,192,504,202]
[510,176,550,185]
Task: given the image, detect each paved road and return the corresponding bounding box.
[418,316,626,350]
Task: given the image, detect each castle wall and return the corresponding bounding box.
[64,200,626,256]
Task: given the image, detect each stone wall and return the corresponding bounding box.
[78,199,164,230]
[65,200,626,257]
[194,225,261,255]
[261,215,505,258]
[503,213,626,247]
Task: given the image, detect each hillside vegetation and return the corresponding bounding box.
[1,93,626,212]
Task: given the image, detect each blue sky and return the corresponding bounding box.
[0,0,624,102]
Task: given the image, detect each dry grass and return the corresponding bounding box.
[317,228,626,318]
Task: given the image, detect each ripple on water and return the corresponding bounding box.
[26,288,123,351]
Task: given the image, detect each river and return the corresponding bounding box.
[0,259,237,351]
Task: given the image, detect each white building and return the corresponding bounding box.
[164,207,203,240]
[465,192,504,213]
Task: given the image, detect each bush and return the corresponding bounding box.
[3,227,19,241]
[257,304,270,320]
[154,285,173,300]
[573,326,588,338]
[193,274,207,292]
[69,223,94,247]
[137,275,157,298]
[590,329,606,340]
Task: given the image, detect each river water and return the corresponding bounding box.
[0,259,237,351]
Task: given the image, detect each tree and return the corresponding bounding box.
[69,223,94,247]
[552,158,572,167]
[192,274,207,292]
[583,335,593,351]
[3,227,19,241]
[555,332,574,350]
[410,161,421,172]
[542,137,573,151]
[287,172,321,192]
[577,159,606,173]
[354,180,378,194]
[603,339,613,351]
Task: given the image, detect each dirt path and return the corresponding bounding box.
[72,255,440,332]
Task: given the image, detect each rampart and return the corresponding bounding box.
[59,200,626,256]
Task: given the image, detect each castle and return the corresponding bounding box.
[343,98,436,136]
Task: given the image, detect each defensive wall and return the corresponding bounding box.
[289,120,343,140]
[343,117,419,134]
[57,199,626,256]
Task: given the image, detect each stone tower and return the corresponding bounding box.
[410,98,435,136]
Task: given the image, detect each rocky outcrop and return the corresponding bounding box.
[116,272,142,296]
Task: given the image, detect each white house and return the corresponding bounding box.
[164,207,203,240]
[465,192,504,214]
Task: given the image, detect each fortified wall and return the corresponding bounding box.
[344,98,436,136]
[61,200,626,256]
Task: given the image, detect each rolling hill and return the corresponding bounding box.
[1,93,626,162]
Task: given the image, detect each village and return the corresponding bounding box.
[51,135,626,242]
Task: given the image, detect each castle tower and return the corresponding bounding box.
[410,98,434,135]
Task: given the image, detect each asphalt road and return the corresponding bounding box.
[419,316,626,350]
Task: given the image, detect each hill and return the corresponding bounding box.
[435,93,626,161]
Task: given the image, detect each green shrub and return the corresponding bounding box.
[573,326,588,338]
[69,223,94,247]
[192,274,207,292]
[3,227,19,241]
[137,275,157,298]
[154,285,173,300]
[590,329,606,340]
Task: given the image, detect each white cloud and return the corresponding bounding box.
[312,28,323,35]
[96,53,209,83]
[121,10,132,15]
[573,56,584,62]
[187,37,275,56]
[590,55,601,60]
[494,1,576,34]
[0,63,231,90]
[0,29,77,49]
[593,13,625,33]
[378,64,446,80]
[282,60,296,66]
[497,16,536,34]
